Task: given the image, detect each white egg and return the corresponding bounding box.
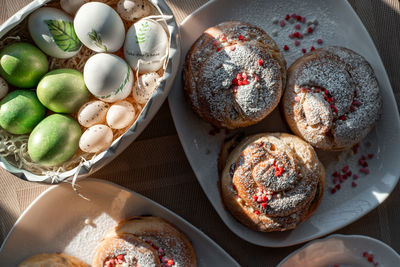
[28,7,82,58]
[84,53,133,103]
[0,77,9,99]
[106,101,136,129]
[117,0,152,21]
[132,72,160,104]
[77,100,109,127]
[60,0,88,15]
[79,124,113,153]
[124,18,168,73]
[74,2,125,52]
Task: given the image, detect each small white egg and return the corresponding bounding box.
[77,100,109,127]
[28,7,82,58]
[79,124,113,153]
[84,53,133,103]
[60,0,88,15]
[106,101,136,129]
[74,2,125,52]
[132,72,160,104]
[117,0,152,21]
[0,77,9,99]
[124,18,168,73]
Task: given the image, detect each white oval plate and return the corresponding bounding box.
[0,178,239,266]
[168,0,400,247]
[0,0,180,183]
[278,234,400,267]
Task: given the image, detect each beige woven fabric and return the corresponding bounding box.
[0,1,399,266]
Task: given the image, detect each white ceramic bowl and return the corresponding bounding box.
[278,234,400,267]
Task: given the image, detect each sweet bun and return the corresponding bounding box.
[18,253,89,267]
[221,133,324,232]
[183,21,286,129]
[101,216,196,267]
[283,46,382,150]
[92,233,161,267]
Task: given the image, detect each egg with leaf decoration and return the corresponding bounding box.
[74,2,125,52]
[28,7,82,59]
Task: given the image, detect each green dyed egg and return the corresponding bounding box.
[0,42,48,88]
[37,69,90,113]
[0,90,45,134]
[28,114,81,166]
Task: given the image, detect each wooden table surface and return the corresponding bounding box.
[0,0,400,266]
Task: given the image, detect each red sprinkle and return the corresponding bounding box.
[342,165,349,173]
[238,34,244,40]
[283,45,289,51]
[117,255,124,261]
[254,210,260,215]
[216,47,221,52]
[301,17,306,23]
[335,184,341,190]
[301,48,307,53]
[352,181,357,187]
[275,166,285,177]
[339,115,347,121]
[237,80,243,86]
[294,40,300,46]
[261,202,267,208]
[252,195,258,201]
[295,24,301,29]
[285,14,291,20]
[347,171,352,176]
[280,20,286,27]
[332,171,339,177]
[296,15,302,21]
[368,254,374,262]
[368,153,374,159]
[360,168,370,174]
[363,252,368,257]
[289,33,295,39]
[331,187,337,194]
[308,27,313,33]
[258,59,263,66]
[242,79,249,85]
[310,46,315,51]
[332,177,338,184]
[168,259,174,266]
[221,35,226,42]
[317,38,323,44]
[291,13,297,18]
[294,31,301,38]
[353,174,359,180]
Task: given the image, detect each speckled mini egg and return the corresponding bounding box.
[74,2,125,52]
[77,100,109,127]
[28,7,81,58]
[132,72,160,104]
[79,124,113,153]
[106,101,136,129]
[124,18,168,73]
[84,53,133,102]
[60,0,88,15]
[117,0,152,21]
[0,77,8,99]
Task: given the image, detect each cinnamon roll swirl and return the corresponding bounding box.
[283,46,382,150]
[221,133,325,232]
[92,233,161,267]
[183,21,286,129]
[105,216,196,267]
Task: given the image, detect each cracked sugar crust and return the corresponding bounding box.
[183,21,286,129]
[283,46,382,151]
[221,133,325,232]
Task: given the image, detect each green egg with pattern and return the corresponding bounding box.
[0,90,45,134]
[28,114,81,166]
[37,69,90,113]
[0,42,48,88]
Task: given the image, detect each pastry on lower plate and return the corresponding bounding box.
[18,253,89,267]
[282,46,382,151]
[183,21,286,129]
[221,133,325,232]
[93,216,196,267]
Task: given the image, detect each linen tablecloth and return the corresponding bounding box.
[0,0,399,266]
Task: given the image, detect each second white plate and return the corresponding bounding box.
[168,0,400,247]
[0,179,239,266]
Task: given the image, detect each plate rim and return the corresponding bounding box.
[168,0,400,247]
[277,234,400,266]
[0,178,240,266]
